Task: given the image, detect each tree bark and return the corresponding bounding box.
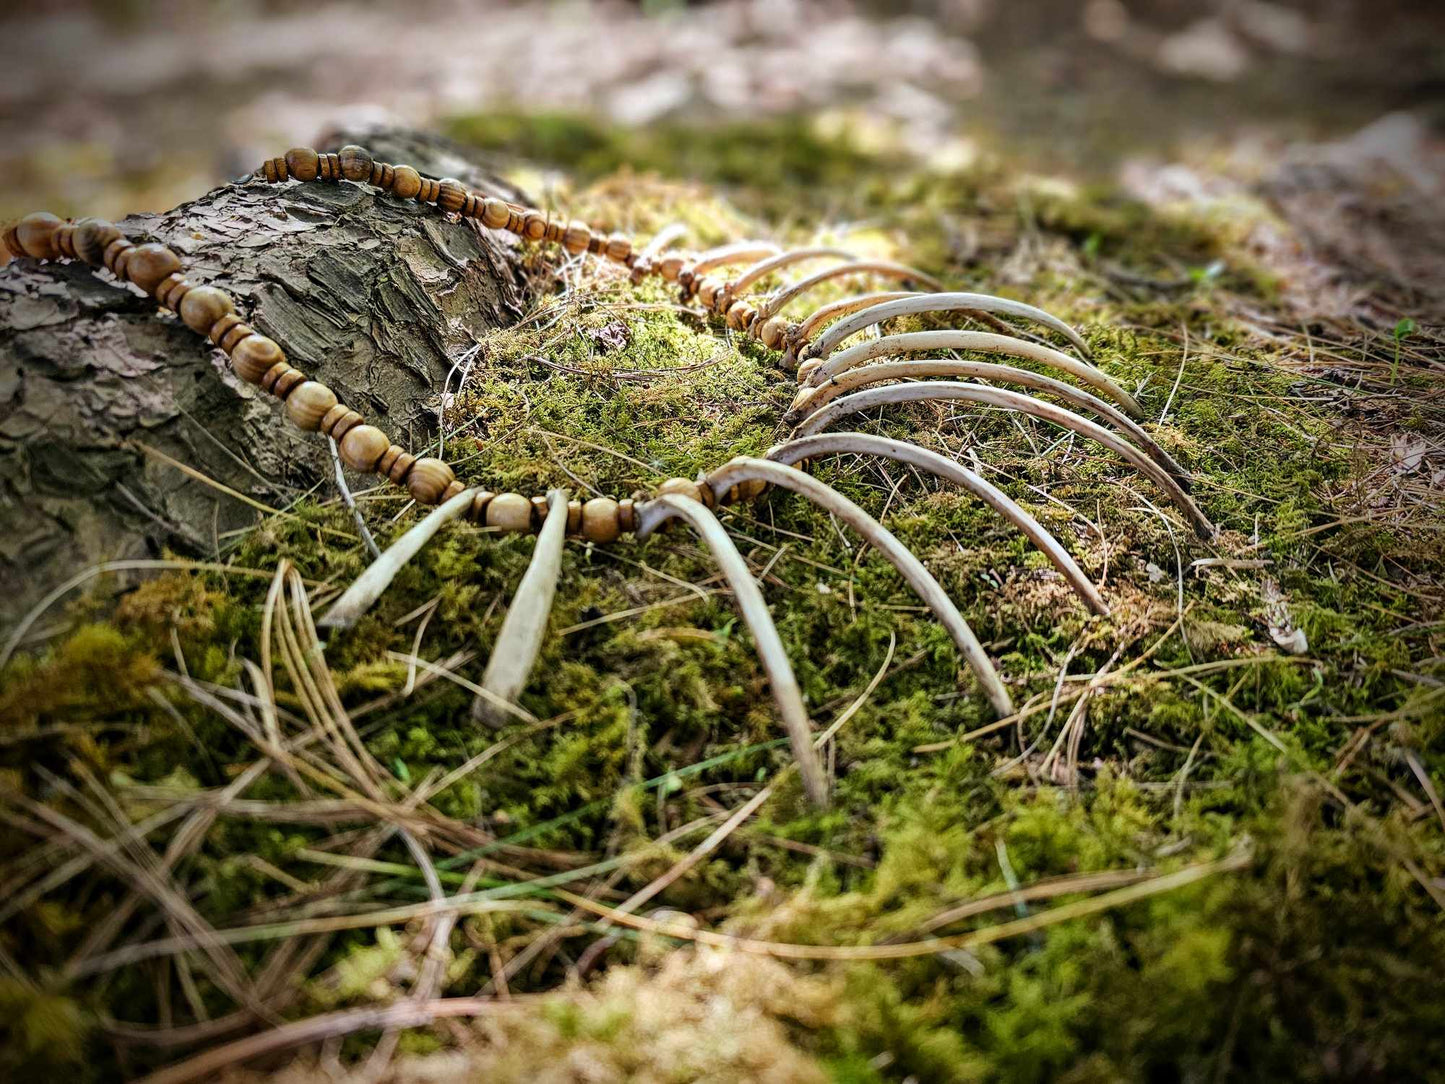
[0,128,531,626]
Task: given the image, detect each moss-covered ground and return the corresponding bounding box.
[2,113,1442,1082]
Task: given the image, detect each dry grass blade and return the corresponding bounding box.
[320,486,479,629]
[705,457,1015,717]
[795,381,1216,540]
[635,493,830,808]
[766,432,1108,615]
[558,848,1251,961]
[474,489,570,723]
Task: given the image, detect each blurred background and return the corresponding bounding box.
[2,0,1442,224]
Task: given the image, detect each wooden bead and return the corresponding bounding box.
[656,477,704,504]
[696,280,719,307]
[391,166,422,200]
[659,256,684,282]
[580,497,620,544]
[285,381,338,431]
[231,334,284,383]
[726,301,753,330]
[53,223,77,259]
[155,274,191,311]
[15,212,63,260]
[405,457,455,505]
[605,234,631,262]
[103,237,133,274]
[383,448,416,483]
[467,491,495,522]
[436,179,466,213]
[758,316,788,350]
[339,425,389,471]
[617,498,637,533]
[270,366,306,399]
[522,212,547,241]
[284,147,320,183]
[338,145,373,183]
[262,157,288,183]
[563,222,591,254]
[566,499,582,534]
[179,286,235,335]
[1,222,20,259]
[486,493,533,533]
[480,199,510,229]
[208,312,245,346]
[442,480,467,502]
[218,320,254,352]
[320,404,362,439]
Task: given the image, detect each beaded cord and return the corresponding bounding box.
[0,146,760,542]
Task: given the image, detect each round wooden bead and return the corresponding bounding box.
[284,147,320,183]
[580,497,620,544]
[562,222,591,254]
[103,237,134,273]
[338,145,373,182]
[405,457,455,505]
[231,335,285,383]
[179,286,235,335]
[758,316,788,350]
[436,180,466,214]
[656,477,704,504]
[285,381,338,431]
[441,480,467,502]
[486,493,533,533]
[480,199,510,229]
[122,243,181,293]
[15,212,63,260]
[467,491,496,522]
[522,212,547,241]
[339,425,389,471]
[659,256,684,282]
[391,166,422,200]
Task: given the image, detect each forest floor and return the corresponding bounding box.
[2,2,1444,1082]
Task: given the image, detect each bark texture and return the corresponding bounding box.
[0,128,531,625]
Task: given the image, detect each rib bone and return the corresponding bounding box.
[787,358,1185,483]
[785,290,922,361]
[755,261,942,322]
[320,486,478,629]
[726,247,856,301]
[794,383,1216,540]
[703,457,1015,718]
[688,241,784,277]
[805,291,1094,364]
[765,433,1108,615]
[802,329,1142,418]
[473,489,570,723]
[634,493,830,807]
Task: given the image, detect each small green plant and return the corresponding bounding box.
[1390,316,1416,383]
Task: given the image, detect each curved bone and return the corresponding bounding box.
[790,291,922,350]
[806,291,1094,364]
[473,489,571,723]
[320,487,478,629]
[789,358,1184,483]
[756,261,942,322]
[703,457,1015,718]
[726,247,856,300]
[795,383,1216,540]
[766,433,1108,615]
[688,241,784,277]
[639,223,689,260]
[635,493,829,808]
[803,329,1142,418]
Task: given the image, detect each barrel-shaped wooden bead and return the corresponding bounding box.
[757,317,788,350]
[605,234,631,262]
[618,498,637,533]
[405,458,455,505]
[231,335,285,383]
[580,497,620,544]
[659,256,684,282]
[179,286,235,336]
[338,145,373,182]
[320,404,363,439]
[436,180,466,213]
[522,212,547,241]
[14,213,63,260]
[563,222,591,254]
[656,477,705,504]
[285,381,338,431]
[284,147,320,183]
[486,493,533,533]
[339,425,389,471]
[391,166,422,200]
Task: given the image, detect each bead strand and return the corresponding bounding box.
[0,213,661,546]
